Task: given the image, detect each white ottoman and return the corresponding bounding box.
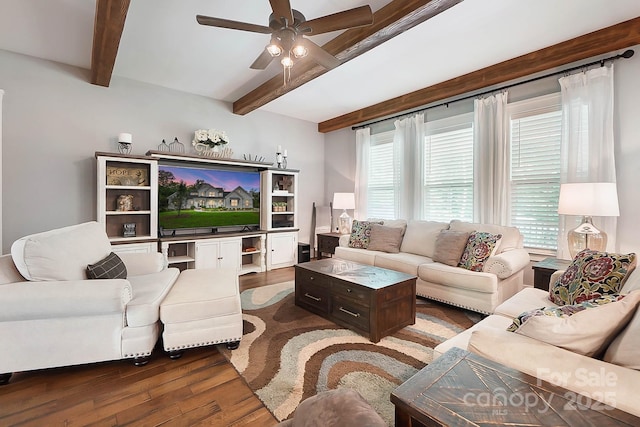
[160,268,243,357]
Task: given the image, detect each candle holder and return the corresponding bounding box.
[276,150,283,168]
[276,147,288,169]
[118,142,132,154]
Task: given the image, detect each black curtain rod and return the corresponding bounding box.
[352,49,635,130]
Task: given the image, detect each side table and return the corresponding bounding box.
[532,257,572,291]
[391,347,639,427]
[316,232,342,259]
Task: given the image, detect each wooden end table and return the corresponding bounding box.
[532,257,572,290]
[391,347,639,427]
[316,232,342,259]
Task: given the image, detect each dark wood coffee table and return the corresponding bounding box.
[391,347,640,427]
[294,258,416,342]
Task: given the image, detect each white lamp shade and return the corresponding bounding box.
[118,133,132,143]
[332,192,355,210]
[558,182,620,217]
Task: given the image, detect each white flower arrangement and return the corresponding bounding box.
[192,129,229,148]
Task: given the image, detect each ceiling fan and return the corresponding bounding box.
[196,1,374,73]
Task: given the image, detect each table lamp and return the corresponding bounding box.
[333,192,355,234]
[557,182,619,259]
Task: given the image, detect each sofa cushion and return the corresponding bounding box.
[621,267,640,293]
[126,268,180,327]
[432,230,469,267]
[369,218,408,235]
[334,246,378,266]
[507,294,625,331]
[374,252,432,276]
[458,231,501,272]
[433,314,513,359]
[366,224,404,253]
[418,263,497,293]
[160,268,240,322]
[449,220,522,253]
[399,220,449,258]
[494,287,554,318]
[11,221,112,281]
[549,249,636,305]
[506,291,640,357]
[0,254,25,285]
[87,252,127,280]
[604,301,640,369]
[347,219,383,249]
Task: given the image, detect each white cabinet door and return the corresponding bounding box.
[195,238,242,272]
[218,239,241,271]
[268,232,297,269]
[195,241,220,269]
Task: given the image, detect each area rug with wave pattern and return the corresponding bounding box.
[217,280,480,425]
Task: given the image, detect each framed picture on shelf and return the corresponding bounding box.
[106,166,148,186]
[123,223,136,237]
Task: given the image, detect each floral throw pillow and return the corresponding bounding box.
[549,249,637,306]
[347,220,383,249]
[458,231,502,272]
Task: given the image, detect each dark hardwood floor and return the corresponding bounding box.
[0,267,295,427]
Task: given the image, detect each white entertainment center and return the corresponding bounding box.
[95,151,299,274]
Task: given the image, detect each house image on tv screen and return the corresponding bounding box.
[167,183,253,210]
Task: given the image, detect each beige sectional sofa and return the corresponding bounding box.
[334,219,531,314]
[433,271,640,417]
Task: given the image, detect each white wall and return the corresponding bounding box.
[0,49,325,253]
[324,44,640,279]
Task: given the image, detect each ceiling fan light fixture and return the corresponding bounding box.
[281,55,294,69]
[266,40,283,57]
[292,43,308,59]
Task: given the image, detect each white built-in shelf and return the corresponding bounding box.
[106,210,152,215]
[109,235,153,243]
[146,150,273,169]
[167,255,196,264]
[105,185,152,190]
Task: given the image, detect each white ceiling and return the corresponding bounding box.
[1,0,640,124]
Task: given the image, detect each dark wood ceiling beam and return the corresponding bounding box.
[318,16,640,133]
[233,0,463,116]
[90,0,130,87]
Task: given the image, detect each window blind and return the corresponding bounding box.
[422,122,474,222]
[367,131,395,219]
[510,108,562,250]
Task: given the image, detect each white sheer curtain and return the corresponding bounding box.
[557,65,617,259]
[473,91,510,224]
[354,127,370,220]
[393,113,424,220]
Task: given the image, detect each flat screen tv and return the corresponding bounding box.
[158,163,261,236]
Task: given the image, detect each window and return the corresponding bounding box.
[422,114,474,222]
[508,94,562,251]
[367,130,396,219]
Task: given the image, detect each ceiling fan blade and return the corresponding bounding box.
[250,49,275,70]
[196,15,272,34]
[302,39,340,70]
[299,5,373,36]
[269,0,293,26]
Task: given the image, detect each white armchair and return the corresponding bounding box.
[0,222,179,384]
